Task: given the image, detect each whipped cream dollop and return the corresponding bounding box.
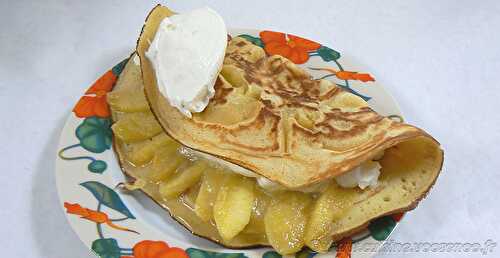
[335,160,381,189]
[145,7,227,117]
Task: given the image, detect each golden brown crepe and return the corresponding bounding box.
[137,6,440,189]
[107,5,443,255]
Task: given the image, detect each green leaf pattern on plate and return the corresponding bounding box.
[237,34,264,48]
[91,238,121,258]
[112,58,128,76]
[75,117,112,153]
[368,216,397,241]
[316,46,341,61]
[80,181,135,219]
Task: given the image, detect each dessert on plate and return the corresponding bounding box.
[108,5,443,255]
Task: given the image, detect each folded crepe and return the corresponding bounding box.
[109,5,443,255]
[138,6,439,189]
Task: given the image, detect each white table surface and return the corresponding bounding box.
[1,0,499,257]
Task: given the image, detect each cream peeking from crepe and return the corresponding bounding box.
[107,5,443,255]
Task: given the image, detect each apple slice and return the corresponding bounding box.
[213,174,255,241]
[112,111,163,143]
[148,145,185,181]
[194,168,224,222]
[159,161,207,199]
[264,192,312,255]
[242,189,270,234]
[107,87,149,112]
[304,183,356,252]
[127,133,174,166]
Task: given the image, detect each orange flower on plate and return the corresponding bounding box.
[336,237,353,258]
[310,67,375,82]
[259,30,321,64]
[335,71,374,82]
[64,202,138,234]
[132,240,189,258]
[73,70,117,118]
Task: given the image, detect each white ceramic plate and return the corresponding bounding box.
[56,28,405,258]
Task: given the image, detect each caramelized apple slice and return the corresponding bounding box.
[107,88,149,112]
[264,192,312,255]
[225,37,266,63]
[213,174,255,241]
[128,133,173,166]
[159,161,207,199]
[246,83,262,100]
[194,168,224,222]
[305,183,356,252]
[112,111,163,143]
[242,189,270,234]
[194,92,260,126]
[220,65,248,88]
[148,145,185,181]
[182,183,200,208]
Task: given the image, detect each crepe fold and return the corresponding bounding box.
[107,5,444,249]
[137,6,443,188]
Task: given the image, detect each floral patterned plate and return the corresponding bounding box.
[56,29,406,258]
